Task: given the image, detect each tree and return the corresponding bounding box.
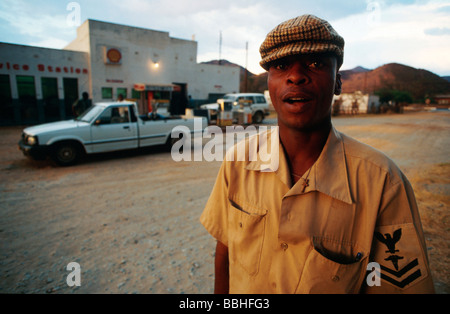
[375,89,413,113]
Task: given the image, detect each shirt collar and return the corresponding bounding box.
[245,125,353,205]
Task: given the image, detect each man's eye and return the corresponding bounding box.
[271,61,289,70]
[309,61,324,69]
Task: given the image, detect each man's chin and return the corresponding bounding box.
[278,115,332,133]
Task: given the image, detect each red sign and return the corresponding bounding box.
[106,79,124,83]
[133,83,145,91]
[0,62,88,74]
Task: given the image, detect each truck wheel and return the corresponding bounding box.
[51,142,80,166]
[252,111,264,124]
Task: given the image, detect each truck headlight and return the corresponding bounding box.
[25,135,38,146]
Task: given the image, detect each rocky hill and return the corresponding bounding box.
[340,63,450,101]
[201,60,450,102]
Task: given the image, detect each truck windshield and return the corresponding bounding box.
[76,105,105,123]
[223,95,237,101]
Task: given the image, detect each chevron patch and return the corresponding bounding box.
[373,224,428,290]
[380,259,422,288]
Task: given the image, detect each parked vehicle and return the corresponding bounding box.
[18,101,206,166]
[200,93,270,124]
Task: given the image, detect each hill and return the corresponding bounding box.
[340,63,450,101]
[201,60,450,101]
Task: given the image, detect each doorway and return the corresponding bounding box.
[170,83,187,115]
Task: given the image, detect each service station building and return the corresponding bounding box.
[0,19,240,125]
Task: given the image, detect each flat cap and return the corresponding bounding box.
[259,15,344,70]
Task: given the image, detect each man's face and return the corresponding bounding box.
[268,53,341,131]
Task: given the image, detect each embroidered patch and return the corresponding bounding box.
[373,224,428,290]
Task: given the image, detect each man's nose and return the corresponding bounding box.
[287,63,310,85]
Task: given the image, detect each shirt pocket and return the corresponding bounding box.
[295,236,367,294]
[228,197,267,276]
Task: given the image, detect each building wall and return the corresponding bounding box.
[333,92,380,114]
[67,20,239,104]
[191,63,240,100]
[434,96,450,106]
[0,43,89,124]
[0,19,240,124]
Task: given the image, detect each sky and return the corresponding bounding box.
[0,0,449,76]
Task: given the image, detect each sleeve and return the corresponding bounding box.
[199,160,231,247]
[363,173,435,294]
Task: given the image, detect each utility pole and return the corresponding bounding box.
[244,41,248,92]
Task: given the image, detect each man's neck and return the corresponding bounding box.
[279,120,331,178]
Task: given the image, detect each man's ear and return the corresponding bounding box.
[334,73,342,95]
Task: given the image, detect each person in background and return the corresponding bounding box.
[72,92,91,117]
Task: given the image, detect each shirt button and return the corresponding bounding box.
[332,275,340,282]
[280,242,288,250]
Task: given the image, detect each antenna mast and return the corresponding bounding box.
[219,31,222,65]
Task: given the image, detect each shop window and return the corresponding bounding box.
[41,77,60,122]
[16,75,37,123]
[63,78,79,118]
[117,87,127,99]
[0,75,13,123]
[102,87,113,99]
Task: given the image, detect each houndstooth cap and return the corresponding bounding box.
[259,15,344,70]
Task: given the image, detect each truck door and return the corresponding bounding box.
[90,105,138,153]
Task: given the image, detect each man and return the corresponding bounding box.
[200,15,434,293]
[72,92,91,117]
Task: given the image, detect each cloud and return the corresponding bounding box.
[1,0,449,75]
[424,27,450,36]
[105,0,280,74]
[332,0,450,75]
[0,0,76,48]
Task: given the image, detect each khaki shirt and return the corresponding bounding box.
[200,126,434,293]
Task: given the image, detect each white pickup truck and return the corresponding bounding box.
[19,101,206,166]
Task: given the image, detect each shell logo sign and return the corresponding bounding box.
[105,47,122,64]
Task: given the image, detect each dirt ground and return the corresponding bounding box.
[0,110,448,294]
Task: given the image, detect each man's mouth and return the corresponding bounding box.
[281,93,314,113]
[285,97,311,104]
